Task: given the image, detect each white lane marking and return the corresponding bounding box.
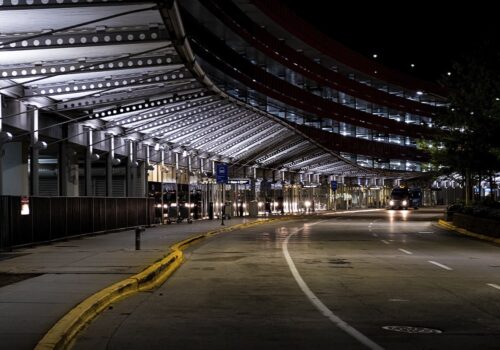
[381,240,390,245]
[428,261,453,271]
[487,283,500,290]
[330,209,383,214]
[418,231,433,234]
[283,224,384,350]
[398,248,413,255]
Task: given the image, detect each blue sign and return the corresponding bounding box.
[331,180,338,191]
[216,163,228,184]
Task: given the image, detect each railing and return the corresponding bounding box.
[0,196,155,250]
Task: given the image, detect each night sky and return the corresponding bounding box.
[286,2,499,83]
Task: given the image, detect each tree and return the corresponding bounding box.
[431,39,500,204]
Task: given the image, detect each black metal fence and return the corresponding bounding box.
[0,196,155,250]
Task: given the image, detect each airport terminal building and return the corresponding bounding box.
[0,0,448,248]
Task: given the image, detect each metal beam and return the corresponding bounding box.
[212,120,276,155]
[192,114,262,150]
[56,82,199,110]
[0,0,146,9]
[0,26,169,52]
[172,112,253,147]
[25,69,191,97]
[107,96,220,131]
[257,139,309,164]
[0,52,180,79]
[229,127,289,158]
[93,89,210,119]
[284,152,330,169]
[157,105,239,143]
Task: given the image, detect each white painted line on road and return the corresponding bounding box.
[283,224,384,350]
[418,231,433,234]
[428,261,453,271]
[330,209,383,214]
[381,240,390,245]
[398,249,413,255]
[487,283,500,290]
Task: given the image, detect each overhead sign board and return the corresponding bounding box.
[216,163,228,184]
[331,180,338,191]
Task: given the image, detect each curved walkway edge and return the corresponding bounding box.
[437,219,500,245]
[35,219,282,350]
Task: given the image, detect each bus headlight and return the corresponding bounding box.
[402,200,408,206]
[389,200,394,206]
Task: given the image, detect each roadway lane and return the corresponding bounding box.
[74,209,500,349]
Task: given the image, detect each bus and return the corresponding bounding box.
[388,187,421,210]
[388,187,410,210]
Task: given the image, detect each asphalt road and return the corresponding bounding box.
[74,208,500,350]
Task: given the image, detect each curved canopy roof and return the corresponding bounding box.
[0,0,425,178]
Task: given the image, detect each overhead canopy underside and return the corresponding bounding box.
[0,0,420,178]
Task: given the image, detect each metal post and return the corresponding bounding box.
[187,155,192,223]
[175,152,179,222]
[126,139,134,197]
[221,183,225,226]
[135,226,142,250]
[85,127,92,196]
[0,94,3,195]
[106,133,114,197]
[144,145,150,198]
[160,148,165,224]
[334,189,337,211]
[29,106,40,196]
[131,141,138,197]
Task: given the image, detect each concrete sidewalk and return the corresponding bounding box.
[0,217,264,350]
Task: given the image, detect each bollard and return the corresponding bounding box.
[135,226,144,250]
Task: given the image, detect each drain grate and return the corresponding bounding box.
[382,326,442,334]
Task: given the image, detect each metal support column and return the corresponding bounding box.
[126,139,134,197]
[59,140,67,196]
[0,94,4,195]
[131,141,138,197]
[106,133,115,197]
[160,148,165,223]
[175,152,179,220]
[85,127,92,196]
[29,106,40,196]
[143,144,150,197]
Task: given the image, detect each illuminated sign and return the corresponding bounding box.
[228,179,250,185]
[20,196,30,215]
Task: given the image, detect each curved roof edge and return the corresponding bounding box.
[159,1,426,180]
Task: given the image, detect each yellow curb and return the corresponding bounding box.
[35,218,283,350]
[35,277,139,350]
[437,219,500,245]
[136,250,184,292]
